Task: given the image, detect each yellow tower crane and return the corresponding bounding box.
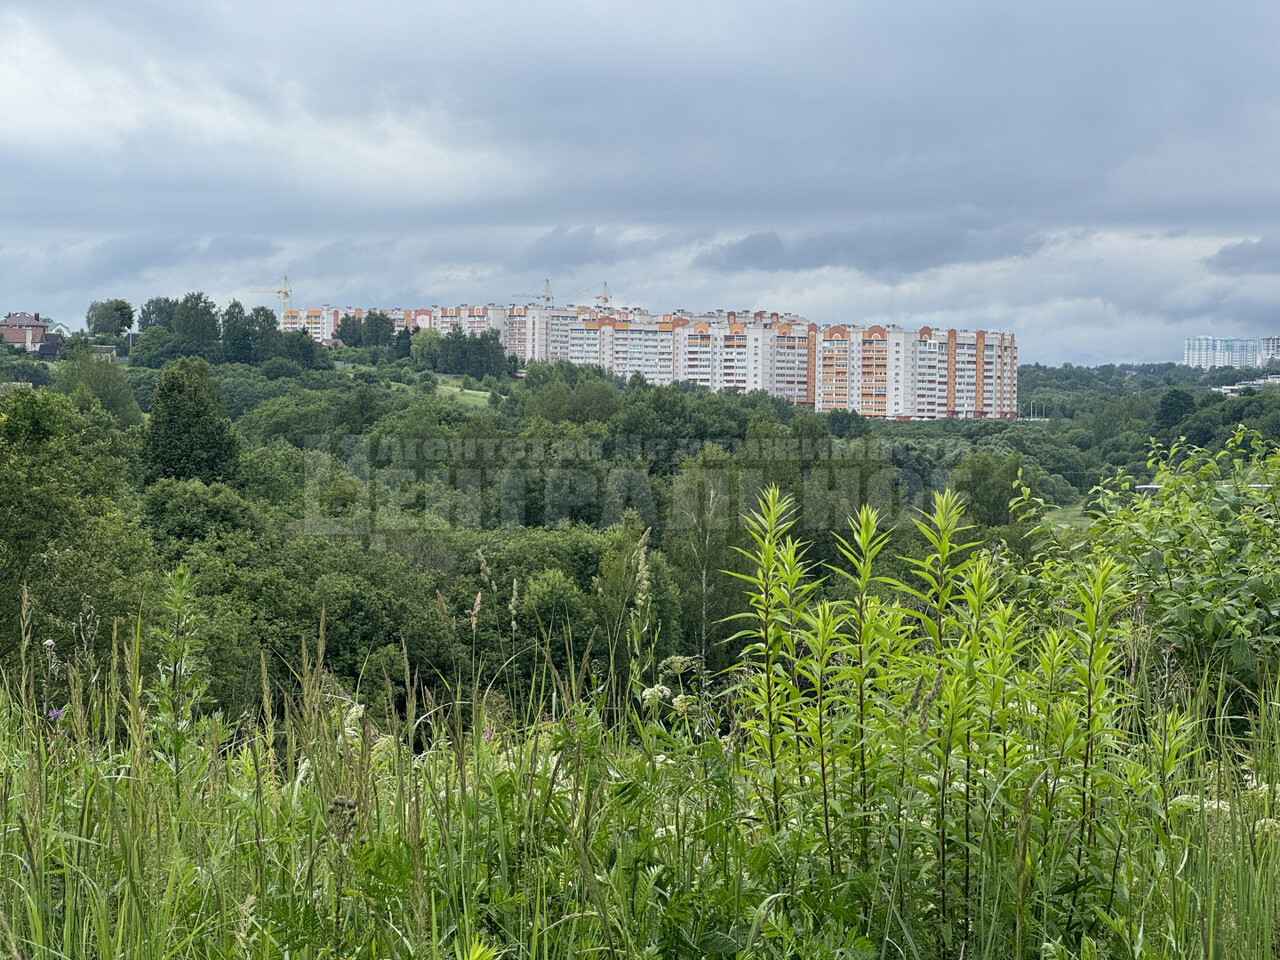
[250,275,292,323]
[512,279,554,306]
[573,281,611,310]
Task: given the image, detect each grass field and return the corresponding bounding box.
[4,490,1279,958]
[434,377,492,408]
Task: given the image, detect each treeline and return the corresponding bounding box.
[12,315,1280,715]
[69,293,517,382]
[0,347,1031,716]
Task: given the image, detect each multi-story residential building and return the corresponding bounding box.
[503,304,579,363]
[1183,336,1260,370]
[672,316,777,394]
[275,295,1014,418]
[600,315,676,385]
[811,325,1017,419]
[432,305,503,336]
[772,320,817,405]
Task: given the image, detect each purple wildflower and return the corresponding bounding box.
[47,708,62,722]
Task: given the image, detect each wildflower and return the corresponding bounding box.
[641,684,671,708]
[671,694,696,717]
[659,655,698,679]
[43,638,54,651]
[1256,818,1280,842]
[343,703,365,741]
[47,708,62,722]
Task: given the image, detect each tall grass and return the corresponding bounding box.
[1,493,1278,958]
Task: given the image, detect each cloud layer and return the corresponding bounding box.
[2,0,1279,363]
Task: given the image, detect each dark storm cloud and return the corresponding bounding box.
[696,222,1046,277]
[3,0,1280,360]
[514,227,694,273]
[1205,236,1280,275]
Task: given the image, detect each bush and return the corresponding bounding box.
[260,356,304,380]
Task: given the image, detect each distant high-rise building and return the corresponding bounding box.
[1183,336,1260,370]
[280,295,1015,418]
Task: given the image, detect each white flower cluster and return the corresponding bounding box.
[671,694,697,717]
[641,685,671,708]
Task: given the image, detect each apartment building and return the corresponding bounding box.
[434,305,503,336]
[1183,336,1260,370]
[811,325,1017,419]
[672,317,775,393]
[278,296,1014,418]
[503,304,581,363]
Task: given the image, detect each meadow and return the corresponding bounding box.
[7,447,1280,960]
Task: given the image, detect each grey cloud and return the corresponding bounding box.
[514,227,697,274]
[3,0,1280,362]
[517,227,629,272]
[1205,236,1280,275]
[203,236,281,262]
[696,222,1045,277]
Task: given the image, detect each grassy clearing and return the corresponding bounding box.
[435,378,492,408]
[3,490,1279,958]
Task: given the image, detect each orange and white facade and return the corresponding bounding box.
[280,298,1015,418]
[811,325,1017,419]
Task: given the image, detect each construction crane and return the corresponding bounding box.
[512,279,554,306]
[250,275,291,319]
[573,281,611,310]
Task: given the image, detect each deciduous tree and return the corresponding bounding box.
[171,292,220,354]
[139,296,178,332]
[143,358,240,485]
[85,298,134,337]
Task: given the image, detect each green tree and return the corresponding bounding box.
[949,448,1027,526]
[526,382,573,422]
[85,298,134,337]
[573,379,620,424]
[1094,430,1280,696]
[336,313,362,347]
[220,299,254,364]
[143,358,240,485]
[1155,387,1198,432]
[280,330,328,369]
[249,306,284,361]
[53,352,143,428]
[362,310,394,348]
[128,326,178,368]
[410,327,440,368]
[0,389,150,656]
[142,478,259,556]
[171,292,220,354]
[139,296,178,332]
[392,326,414,360]
[666,443,744,666]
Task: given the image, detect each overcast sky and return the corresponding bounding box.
[2,0,1278,364]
